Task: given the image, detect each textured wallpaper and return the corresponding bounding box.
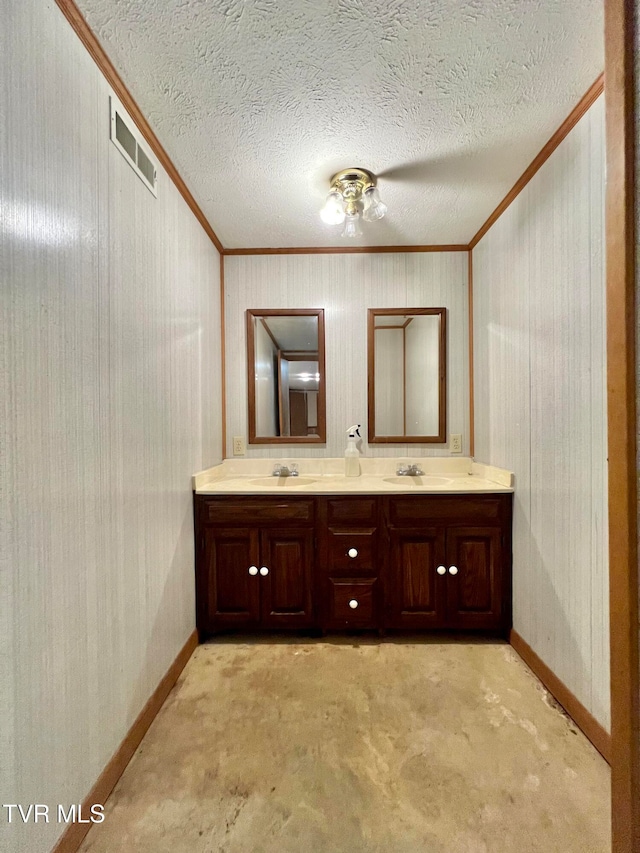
[473,95,609,727]
[1,3,222,852]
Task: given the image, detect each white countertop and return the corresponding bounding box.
[193,457,513,495]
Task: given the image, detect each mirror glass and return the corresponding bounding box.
[367,308,446,443]
[246,309,326,444]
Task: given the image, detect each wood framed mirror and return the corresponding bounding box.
[246,309,326,444]
[367,308,446,444]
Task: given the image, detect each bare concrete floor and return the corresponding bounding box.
[79,637,610,853]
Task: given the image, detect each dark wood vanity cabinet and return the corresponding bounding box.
[201,526,260,627]
[385,526,447,628]
[317,497,381,630]
[383,496,512,631]
[444,526,505,628]
[195,492,512,637]
[196,498,315,633]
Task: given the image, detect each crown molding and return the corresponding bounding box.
[54,0,604,260]
[469,73,604,249]
[55,0,224,254]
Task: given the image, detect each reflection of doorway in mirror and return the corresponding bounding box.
[281,356,320,437]
[257,312,320,437]
[247,308,326,444]
[287,389,319,436]
[306,390,318,434]
[289,391,306,435]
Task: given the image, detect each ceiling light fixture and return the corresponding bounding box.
[320,168,387,238]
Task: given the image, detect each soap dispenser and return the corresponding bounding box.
[345,424,361,477]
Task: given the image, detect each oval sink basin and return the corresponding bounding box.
[249,477,317,487]
[383,476,450,486]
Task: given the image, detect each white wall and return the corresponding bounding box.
[0,3,222,852]
[224,252,469,457]
[279,357,291,436]
[374,328,404,435]
[406,316,440,436]
[307,390,318,428]
[473,95,609,727]
[254,319,278,435]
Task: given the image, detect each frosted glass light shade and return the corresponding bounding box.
[320,191,346,225]
[362,186,387,222]
[341,211,362,238]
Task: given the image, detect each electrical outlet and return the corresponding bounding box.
[232,436,246,456]
[450,434,463,454]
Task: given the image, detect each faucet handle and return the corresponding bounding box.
[396,464,408,475]
[290,463,299,477]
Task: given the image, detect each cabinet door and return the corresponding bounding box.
[201,527,260,631]
[386,527,447,628]
[445,527,503,629]
[259,528,314,627]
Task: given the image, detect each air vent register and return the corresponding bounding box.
[109,94,157,196]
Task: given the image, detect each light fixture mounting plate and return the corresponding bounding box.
[329,167,376,197]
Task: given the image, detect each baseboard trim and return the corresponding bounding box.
[510,629,611,764]
[51,629,198,853]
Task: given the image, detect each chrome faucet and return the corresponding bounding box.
[396,463,424,476]
[272,463,299,477]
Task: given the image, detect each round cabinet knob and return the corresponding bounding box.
[248,566,258,576]
[448,565,459,575]
[259,566,269,576]
[347,548,358,558]
[349,599,359,609]
[436,565,447,575]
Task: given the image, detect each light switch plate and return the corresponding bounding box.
[232,436,246,456]
[450,434,462,454]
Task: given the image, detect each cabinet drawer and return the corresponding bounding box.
[387,496,504,526]
[202,499,314,525]
[324,498,377,525]
[327,578,378,628]
[325,529,376,574]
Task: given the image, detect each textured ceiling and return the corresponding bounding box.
[75,0,604,248]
